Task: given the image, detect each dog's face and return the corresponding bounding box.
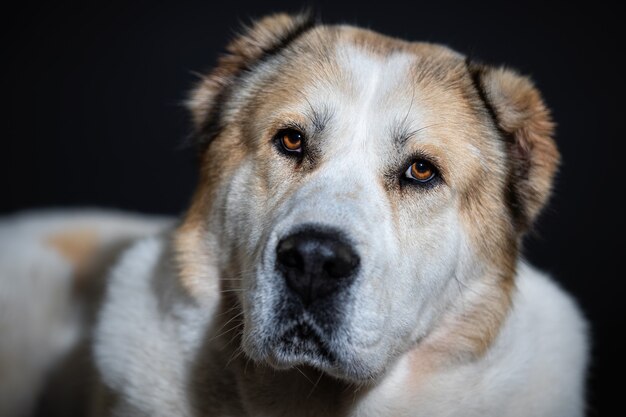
[177,14,558,382]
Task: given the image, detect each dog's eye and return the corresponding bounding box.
[405,160,436,183]
[275,128,304,155]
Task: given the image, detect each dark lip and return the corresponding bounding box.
[273,319,337,364]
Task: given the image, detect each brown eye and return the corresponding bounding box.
[405,160,436,183]
[277,129,303,154]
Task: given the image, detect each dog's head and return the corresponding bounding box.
[175,13,558,382]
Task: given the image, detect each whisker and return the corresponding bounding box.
[214,303,242,318]
[293,366,315,386]
[225,330,243,349]
[225,346,245,368]
[407,123,444,139]
[306,371,324,399]
[219,288,245,293]
[208,310,244,343]
[244,356,252,375]
[207,322,244,343]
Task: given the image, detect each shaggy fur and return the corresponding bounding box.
[0,13,587,417]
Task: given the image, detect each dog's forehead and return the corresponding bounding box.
[259,28,493,168]
[295,27,468,104]
[329,42,417,127]
[275,27,486,145]
[239,25,505,187]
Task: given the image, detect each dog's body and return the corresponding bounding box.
[1,13,588,417]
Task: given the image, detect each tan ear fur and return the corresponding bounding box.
[187,12,316,144]
[474,65,560,230]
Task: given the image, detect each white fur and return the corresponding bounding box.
[0,210,172,417]
[0,33,588,417]
[95,237,202,417]
[92,234,587,416]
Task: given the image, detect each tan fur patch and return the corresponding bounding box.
[482,67,559,226]
[46,229,99,285]
[174,125,247,298]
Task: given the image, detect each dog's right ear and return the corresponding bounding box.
[187,12,317,148]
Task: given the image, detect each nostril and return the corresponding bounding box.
[323,245,359,279]
[276,239,304,271]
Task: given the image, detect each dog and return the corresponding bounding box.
[0,12,588,417]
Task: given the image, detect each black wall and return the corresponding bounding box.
[3,2,623,415]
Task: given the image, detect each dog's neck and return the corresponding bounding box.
[194,298,377,417]
[172,225,515,416]
[192,276,512,417]
[226,357,363,417]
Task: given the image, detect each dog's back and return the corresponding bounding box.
[0,211,172,417]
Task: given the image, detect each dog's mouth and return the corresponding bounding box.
[240,276,387,382]
[281,321,336,360]
[266,317,338,369]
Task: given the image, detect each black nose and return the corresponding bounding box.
[276,228,360,304]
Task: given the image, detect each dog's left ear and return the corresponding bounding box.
[188,12,316,148]
[470,64,560,231]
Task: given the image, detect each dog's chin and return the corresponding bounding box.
[266,322,337,368]
[244,322,385,383]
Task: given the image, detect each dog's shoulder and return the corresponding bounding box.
[358,263,589,417]
[0,210,173,417]
[513,262,588,356]
[402,264,589,416]
[489,262,589,416]
[93,232,223,417]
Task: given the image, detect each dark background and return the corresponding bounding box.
[3,1,623,415]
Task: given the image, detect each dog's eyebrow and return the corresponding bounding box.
[392,128,412,147]
[390,118,418,147]
[391,84,419,147]
[306,103,334,134]
[391,121,437,148]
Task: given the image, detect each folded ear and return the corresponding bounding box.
[187,12,316,147]
[470,64,560,232]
